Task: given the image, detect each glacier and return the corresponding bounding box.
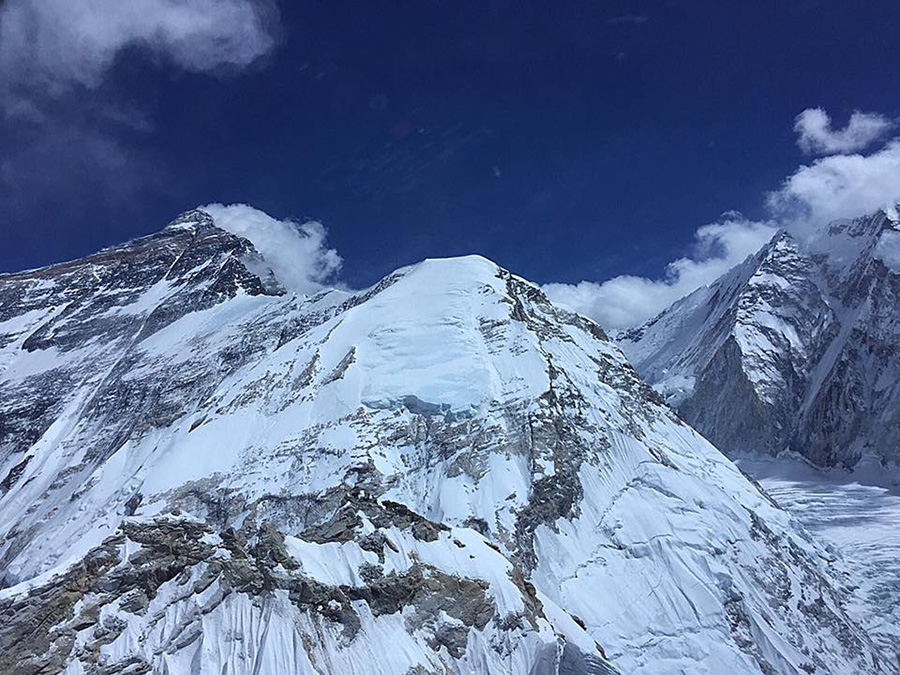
[744,457,900,662]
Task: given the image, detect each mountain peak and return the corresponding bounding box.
[0,211,893,674]
[621,207,900,470]
[162,207,218,233]
[392,254,544,299]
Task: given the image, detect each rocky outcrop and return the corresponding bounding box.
[0,515,563,675]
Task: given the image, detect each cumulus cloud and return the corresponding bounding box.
[794,107,893,156]
[545,107,900,330]
[201,203,342,296]
[0,0,279,97]
[768,139,900,232]
[544,216,776,330]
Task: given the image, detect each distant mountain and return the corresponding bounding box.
[619,208,900,471]
[0,210,892,674]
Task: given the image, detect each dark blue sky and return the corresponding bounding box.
[2,0,899,288]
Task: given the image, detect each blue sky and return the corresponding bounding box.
[2,1,899,327]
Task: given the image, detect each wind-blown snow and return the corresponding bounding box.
[201,203,342,295]
[876,227,900,272]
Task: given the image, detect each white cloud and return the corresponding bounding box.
[768,139,900,232]
[544,215,776,330]
[0,0,280,222]
[0,0,279,96]
[794,107,893,156]
[545,108,900,330]
[201,203,342,295]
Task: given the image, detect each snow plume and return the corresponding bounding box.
[544,215,776,330]
[545,107,900,330]
[201,204,342,295]
[0,0,279,97]
[794,108,894,156]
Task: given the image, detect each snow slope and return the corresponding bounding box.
[0,210,892,674]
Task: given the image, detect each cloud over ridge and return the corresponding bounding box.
[544,215,776,331]
[769,138,900,232]
[544,108,900,330]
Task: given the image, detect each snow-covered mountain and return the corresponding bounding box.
[619,208,900,471]
[0,209,893,674]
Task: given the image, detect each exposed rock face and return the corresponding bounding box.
[620,209,900,470]
[0,210,281,481]
[0,210,893,674]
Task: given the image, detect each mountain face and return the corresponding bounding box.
[619,209,900,471]
[0,210,893,675]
